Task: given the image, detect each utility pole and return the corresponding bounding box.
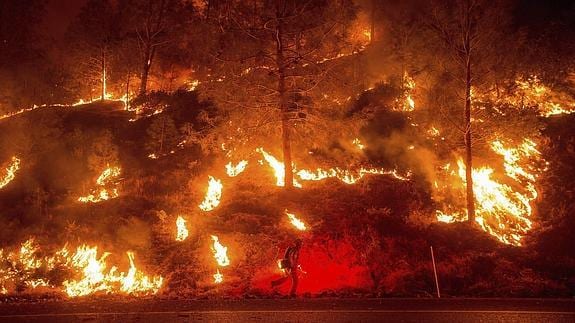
[431,246,441,298]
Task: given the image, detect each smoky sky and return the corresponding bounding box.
[40,0,88,40]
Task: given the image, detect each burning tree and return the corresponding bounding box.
[426,0,515,223]
[200,0,362,189]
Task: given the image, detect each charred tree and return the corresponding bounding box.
[200,0,359,190]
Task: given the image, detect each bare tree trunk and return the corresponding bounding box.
[139,45,153,95]
[138,0,166,96]
[101,49,106,101]
[126,73,130,110]
[276,3,294,189]
[464,0,475,224]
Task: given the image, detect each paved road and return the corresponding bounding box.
[0,298,573,322]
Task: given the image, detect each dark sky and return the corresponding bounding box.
[40,0,88,40]
[37,0,574,41]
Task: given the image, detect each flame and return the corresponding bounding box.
[362,29,372,41]
[256,147,408,187]
[352,138,365,150]
[225,160,248,177]
[436,139,543,245]
[210,235,230,267]
[213,269,223,283]
[78,166,121,203]
[399,73,416,111]
[0,91,132,122]
[297,167,410,184]
[515,76,575,117]
[286,210,307,231]
[0,239,162,297]
[256,148,302,188]
[175,216,189,241]
[199,176,223,211]
[0,156,20,189]
[63,246,163,297]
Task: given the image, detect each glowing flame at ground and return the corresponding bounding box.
[175,216,189,241]
[78,166,121,203]
[0,156,20,189]
[297,167,410,184]
[436,138,544,246]
[0,239,162,297]
[286,210,307,231]
[256,148,302,188]
[226,160,248,177]
[63,247,163,297]
[256,147,408,187]
[213,269,223,283]
[199,176,223,211]
[210,235,230,267]
[514,76,575,117]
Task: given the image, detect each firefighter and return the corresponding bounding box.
[271,239,303,297]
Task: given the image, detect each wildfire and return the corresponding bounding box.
[399,73,416,111]
[63,246,163,297]
[210,235,230,267]
[175,216,189,241]
[256,148,302,188]
[0,156,20,189]
[0,239,163,297]
[297,167,410,184]
[199,176,223,211]
[225,160,248,177]
[514,76,575,117]
[213,269,223,284]
[352,138,365,150]
[78,166,121,203]
[436,138,544,245]
[256,147,409,187]
[286,210,307,231]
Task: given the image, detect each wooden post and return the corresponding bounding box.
[431,246,441,298]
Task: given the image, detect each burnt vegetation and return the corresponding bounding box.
[0,0,574,299]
